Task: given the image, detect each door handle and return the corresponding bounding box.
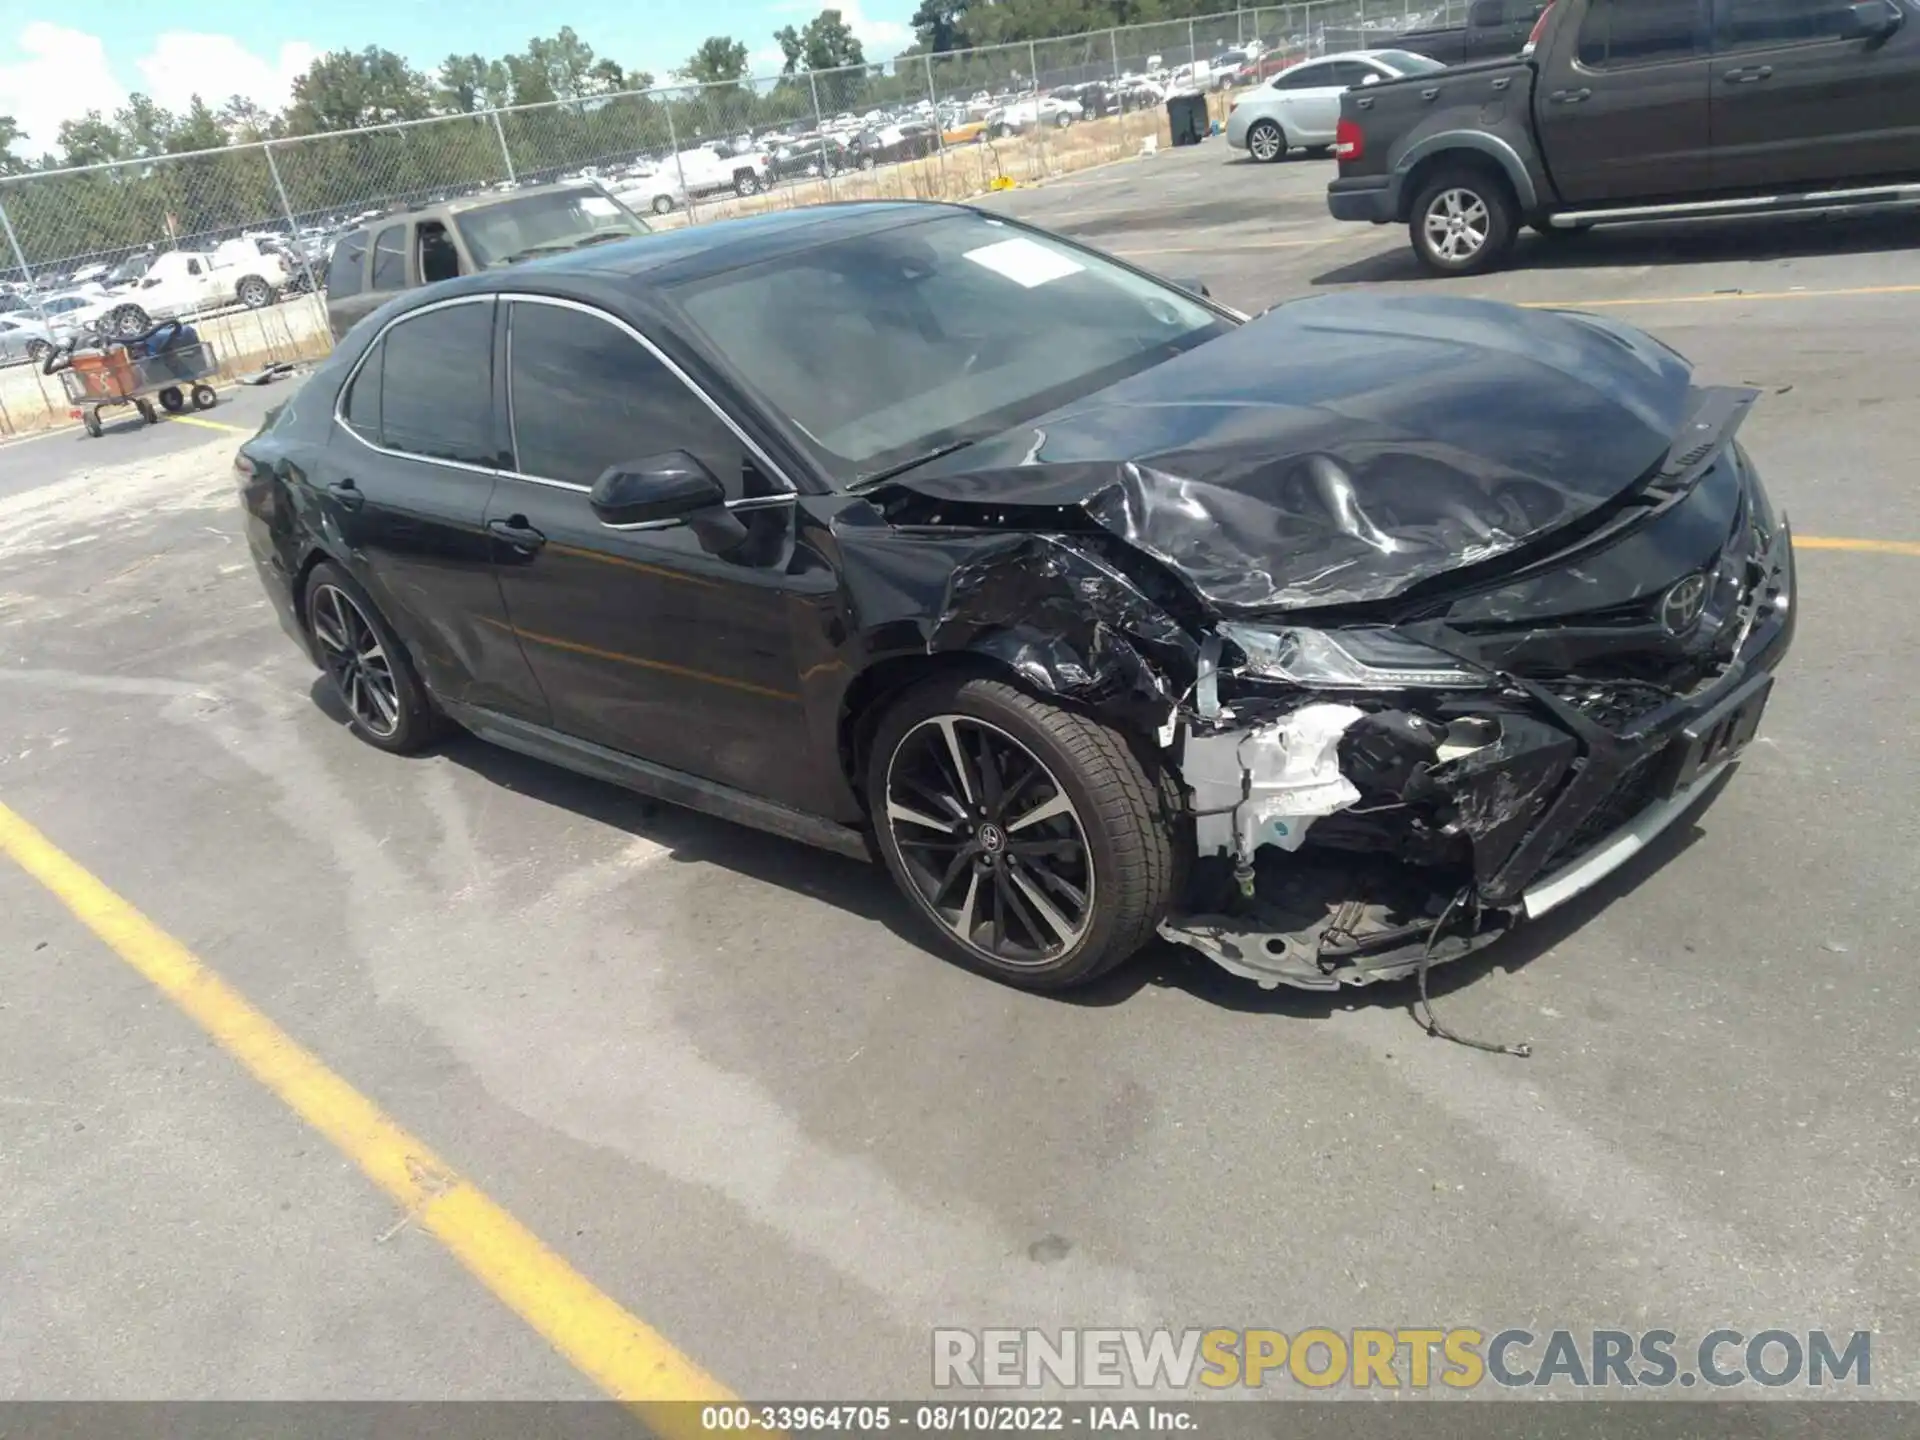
[487,515,546,552]
[1723,65,1774,83]
[1549,87,1592,104]
[326,478,364,511]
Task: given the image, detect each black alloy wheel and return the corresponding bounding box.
[869,675,1181,990]
[886,713,1095,968]
[303,562,441,754]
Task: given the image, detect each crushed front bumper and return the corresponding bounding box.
[1161,521,1796,991]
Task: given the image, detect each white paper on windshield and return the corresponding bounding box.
[963,237,1085,289]
[580,196,619,216]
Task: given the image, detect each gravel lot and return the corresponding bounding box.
[2,140,1917,1407]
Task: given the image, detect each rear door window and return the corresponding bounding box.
[326,232,367,297]
[375,300,496,466]
[1275,61,1335,89]
[1577,0,1709,66]
[1715,0,1860,50]
[369,224,407,292]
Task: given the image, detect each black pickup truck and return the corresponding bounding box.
[1328,0,1920,274]
[1392,0,1548,66]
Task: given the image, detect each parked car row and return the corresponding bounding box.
[0,236,298,362]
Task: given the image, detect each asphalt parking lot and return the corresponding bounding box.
[3,139,1918,1406]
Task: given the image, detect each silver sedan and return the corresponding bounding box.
[1226,49,1445,162]
[0,312,56,367]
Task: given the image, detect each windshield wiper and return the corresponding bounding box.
[850,438,979,491]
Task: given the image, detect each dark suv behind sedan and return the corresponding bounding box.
[242,203,1793,994]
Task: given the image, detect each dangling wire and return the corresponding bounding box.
[1413,887,1532,1059]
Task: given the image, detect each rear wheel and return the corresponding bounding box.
[236,275,273,308]
[82,407,103,438]
[158,386,185,412]
[136,398,158,425]
[1410,167,1518,276]
[733,172,760,197]
[1246,119,1286,163]
[651,194,675,214]
[190,383,217,410]
[303,561,441,754]
[868,674,1181,991]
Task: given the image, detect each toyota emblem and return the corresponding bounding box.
[1660,574,1709,635]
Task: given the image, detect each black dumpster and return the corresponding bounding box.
[1166,92,1209,147]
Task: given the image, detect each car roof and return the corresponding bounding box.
[437,200,958,291]
[1298,50,1403,66]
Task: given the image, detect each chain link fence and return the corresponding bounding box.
[0,0,1468,434]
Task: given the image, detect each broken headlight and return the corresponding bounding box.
[1220,625,1489,690]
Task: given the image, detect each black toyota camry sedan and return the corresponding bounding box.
[238,202,1794,993]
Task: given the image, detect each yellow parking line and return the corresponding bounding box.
[168,414,247,433]
[1794,536,1920,557]
[1521,282,1920,311]
[0,798,734,1428]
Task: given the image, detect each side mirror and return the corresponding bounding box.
[1840,0,1903,41]
[1169,275,1212,298]
[1360,73,1382,86]
[589,451,726,527]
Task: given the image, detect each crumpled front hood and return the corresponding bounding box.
[884,293,1696,612]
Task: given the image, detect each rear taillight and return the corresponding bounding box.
[1522,2,1555,56]
[1335,118,1364,162]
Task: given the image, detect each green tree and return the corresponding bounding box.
[285,48,434,133]
[219,96,279,143]
[436,54,512,113]
[57,113,127,167]
[0,114,27,175]
[114,94,176,158]
[774,10,868,108]
[683,37,749,92]
[169,97,228,154]
[910,0,973,52]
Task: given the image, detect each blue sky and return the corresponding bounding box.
[1,1,916,154]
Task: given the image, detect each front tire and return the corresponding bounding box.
[1410,168,1518,276]
[651,194,675,215]
[733,172,760,197]
[302,561,442,754]
[237,275,273,308]
[868,674,1181,991]
[1246,119,1286,163]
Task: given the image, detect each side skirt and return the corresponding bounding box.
[440,701,875,863]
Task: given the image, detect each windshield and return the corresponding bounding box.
[1373,50,1448,74]
[108,254,152,284]
[455,187,650,268]
[670,213,1231,485]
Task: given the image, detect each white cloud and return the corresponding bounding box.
[0,23,315,158]
[0,22,125,157]
[135,33,317,119]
